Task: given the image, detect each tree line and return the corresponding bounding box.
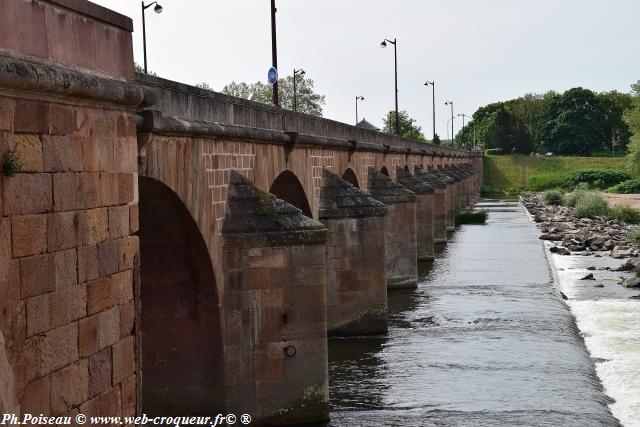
[456,87,634,156]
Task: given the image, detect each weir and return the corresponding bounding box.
[0,0,482,424]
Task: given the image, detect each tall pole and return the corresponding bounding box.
[356,96,359,124]
[293,69,297,112]
[142,1,148,74]
[394,38,399,136]
[431,82,435,141]
[450,102,454,146]
[271,0,279,106]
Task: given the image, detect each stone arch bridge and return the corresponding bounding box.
[0,1,481,424]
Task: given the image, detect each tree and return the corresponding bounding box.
[196,82,213,90]
[432,133,441,145]
[538,87,610,156]
[381,110,426,142]
[221,74,325,117]
[625,82,640,174]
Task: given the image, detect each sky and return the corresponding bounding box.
[93,0,640,139]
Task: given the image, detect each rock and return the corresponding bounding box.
[629,295,640,299]
[549,246,570,255]
[540,233,563,241]
[622,277,640,288]
[612,247,634,259]
[593,284,604,288]
[586,266,596,271]
[587,236,606,246]
[622,257,640,271]
[580,273,596,280]
[560,291,568,300]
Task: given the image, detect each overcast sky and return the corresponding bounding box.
[93,0,640,138]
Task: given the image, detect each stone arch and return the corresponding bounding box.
[341,168,360,189]
[269,170,313,217]
[139,177,224,415]
[380,166,390,177]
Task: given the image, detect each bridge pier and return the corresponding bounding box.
[395,167,435,261]
[367,168,418,289]
[415,167,448,243]
[319,169,388,336]
[431,167,457,231]
[221,172,329,425]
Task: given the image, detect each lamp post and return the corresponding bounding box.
[271,0,279,106]
[293,68,305,112]
[424,81,435,141]
[141,1,163,74]
[457,113,468,146]
[355,96,364,124]
[380,38,399,136]
[445,101,454,145]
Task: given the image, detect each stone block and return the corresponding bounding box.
[54,248,77,288]
[112,336,134,385]
[98,240,119,277]
[26,293,50,337]
[78,244,99,283]
[79,208,108,245]
[0,98,15,132]
[3,173,52,215]
[20,376,50,417]
[17,0,48,58]
[119,301,134,339]
[129,204,139,234]
[71,13,97,70]
[118,237,138,272]
[45,6,74,66]
[120,375,136,417]
[79,396,100,418]
[12,214,47,257]
[49,105,76,136]
[50,360,89,415]
[47,211,79,252]
[83,137,99,171]
[7,134,43,172]
[79,307,120,357]
[108,205,129,240]
[87,277,113,315]
[41,322,79,377]
[20,253,55,298]
[42,135,83,172]
[100,173,119,206]
[111,270,132,305]
[14,99,49,134]
[77,173,100,209]
[95,23,119,76]
[117,173,134,205]
[100,385,121,417]
[49,285,86,329]
[89,347,112,398]
[53,173,77,212]
[0,1,19,53]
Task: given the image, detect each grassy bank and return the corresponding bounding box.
[482,155,628,195]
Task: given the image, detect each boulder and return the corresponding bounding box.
[549,246,570,255]
[580,273,595,280]
[540,233,563,241]
[622,277,640,288]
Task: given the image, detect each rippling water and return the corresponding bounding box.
[548,243,640,427]
[328,199,620,426]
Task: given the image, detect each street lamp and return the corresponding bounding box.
[445,101,454,145]
[380,38,399,136]
[293,68,305,112]
[458,113,468,146]
[355,96,365,124]
[271,0,279,106]
[141,1,163,74]
[424,81,435,142]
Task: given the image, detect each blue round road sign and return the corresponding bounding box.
[268,67,278,85]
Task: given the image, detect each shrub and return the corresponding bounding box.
[607,179,640,194]
[573,192,609,218]
[565,183,591,207]
[609,204,640,224]
[542,189,565,206]
[455,211,488,225]
[627,227,640,247]
[562,169,631,190]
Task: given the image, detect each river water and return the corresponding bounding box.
[328,199,622,426]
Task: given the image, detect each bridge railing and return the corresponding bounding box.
[136,73,481,158]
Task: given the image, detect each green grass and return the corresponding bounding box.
[542,189,565,206]
[573,192,609,218]
[609,204,640,224]
[482,155,629,195]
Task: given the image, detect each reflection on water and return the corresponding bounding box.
[328,199,620,426]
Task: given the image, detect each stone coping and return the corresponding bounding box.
[46,0,133,32]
